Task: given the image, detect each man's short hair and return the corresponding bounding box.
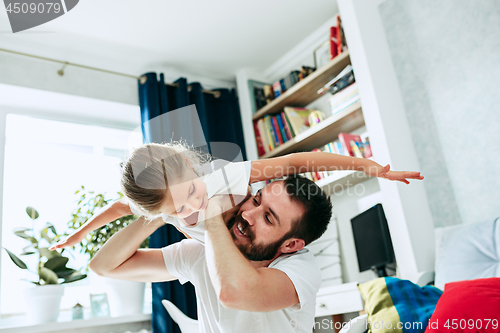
[281,175,333,245]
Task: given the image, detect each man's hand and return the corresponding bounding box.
[364,164,424,184]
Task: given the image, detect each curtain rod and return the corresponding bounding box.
[0,47,221,98]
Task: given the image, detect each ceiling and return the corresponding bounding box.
[0,0,338,85]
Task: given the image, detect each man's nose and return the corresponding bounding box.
[241,208,257,226]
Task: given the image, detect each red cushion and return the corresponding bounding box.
[425,278,500,333]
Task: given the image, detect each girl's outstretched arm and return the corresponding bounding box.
[50,198,134,250]
[249,152,423,184]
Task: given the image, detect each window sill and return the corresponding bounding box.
[0,303,152,333]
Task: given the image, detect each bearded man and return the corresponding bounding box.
[90,175,332,333]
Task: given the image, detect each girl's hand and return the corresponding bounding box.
[203,191,250,224]
[49,229,86,250]
[365,164,424,184]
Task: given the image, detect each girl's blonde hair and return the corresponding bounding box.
[120,141,210,218]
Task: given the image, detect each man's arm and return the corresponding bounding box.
[204,201,299,312]
[89,216,178,283]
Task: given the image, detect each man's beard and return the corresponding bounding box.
[227,214,287,261]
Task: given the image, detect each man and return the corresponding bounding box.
[90,175,332,332]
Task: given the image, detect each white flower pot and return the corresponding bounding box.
[23,284,65,324]
[104,278,145,317]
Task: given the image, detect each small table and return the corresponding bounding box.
[315,282,364,317]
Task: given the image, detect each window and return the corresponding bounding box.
[1,114,142,316]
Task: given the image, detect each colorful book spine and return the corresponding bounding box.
[276,115,288,143]
[257,119,270,153]
[280,112,293,140]
[253,120,266,157]
[334,141,345,156]
[263,117,275,150]
[280,79,286,93]
[271,116,284,145]
[265,116,279,147]
[272,81,281,98]
[282,111,296,137]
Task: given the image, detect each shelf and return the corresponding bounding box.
[315,170,371,194]
[259,101,364,159]
[0,307,151,333]
[252,51,351,120]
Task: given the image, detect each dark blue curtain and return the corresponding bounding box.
[138,72,246,333]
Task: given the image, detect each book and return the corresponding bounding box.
[253,120,266,157]
[276,115,288,143]
[338,133,362,157]
[280,79,286,93]
[282,111,296,137]
[279,112,293,140]
[331,95,360,114]
[334,141,346,156]
[265,115,279,147]
[262,117,275,150]
[351,141,364,158]
[330,26,338,60]
[271,116,284,145]
[257,119,270,153]
[272,81,282,98]
[328,82,358,105]
[263,85,274,104]
[283,107,312,136]
[254,87,267,110]
[335,15,347,54]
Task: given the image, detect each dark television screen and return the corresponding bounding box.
[351,204,394,272]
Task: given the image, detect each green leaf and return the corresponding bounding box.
[54,267,76,278]
[13,231,37,244]
[45,223,57,235]
[3,248,28,269]
[12,227,31,233]
[26,207,40,220]
[63,272,87,284]
[39,267,59,284]
[20,251,36,256]
[40,229,52,244]
[39,247,60,260]
[44,257,68,271]
[21,278,40,285]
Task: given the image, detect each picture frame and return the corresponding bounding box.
[248,80,269,114]
[313,40,331,70]
[90,293,110,318]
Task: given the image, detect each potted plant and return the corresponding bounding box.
[3,206,87,324]
[66,186,149,316]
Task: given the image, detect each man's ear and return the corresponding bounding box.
[280,238,305,254]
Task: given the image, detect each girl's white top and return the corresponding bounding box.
[129,159,252,243]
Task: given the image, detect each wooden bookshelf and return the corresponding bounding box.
[252,51,352,120]
[259,101,364,159]
[315,170,371,193]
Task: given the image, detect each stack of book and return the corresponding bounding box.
[328,82,360,115]
[254,107,316,156]
[253,66,316,113]
[338,133,372,158]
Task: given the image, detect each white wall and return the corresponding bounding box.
[379,0,500,226]
[0,52,139,106]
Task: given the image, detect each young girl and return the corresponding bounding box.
[50,141,423,249]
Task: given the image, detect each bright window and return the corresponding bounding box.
[0,114,140,316]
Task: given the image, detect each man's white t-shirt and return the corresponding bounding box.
[129,160,252,243]
[161,239,321,333]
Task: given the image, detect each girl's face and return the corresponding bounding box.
[162,168,208,221]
